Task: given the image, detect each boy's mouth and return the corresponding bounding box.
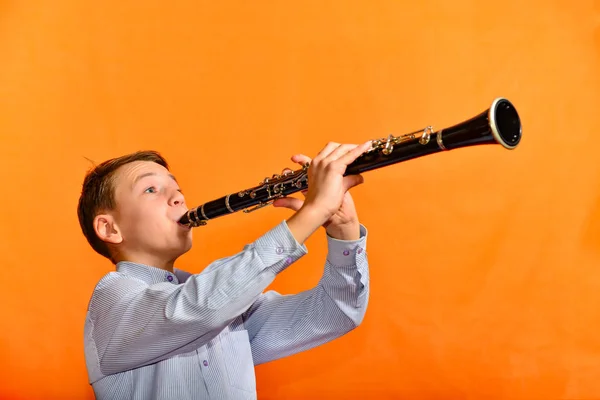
[176,211,192,229]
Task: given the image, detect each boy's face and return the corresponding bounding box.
[101,160,193,266]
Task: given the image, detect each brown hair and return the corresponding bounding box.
[77,150,169,262]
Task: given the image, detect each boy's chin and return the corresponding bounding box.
[164,245,192,263]
[177,240,193,255]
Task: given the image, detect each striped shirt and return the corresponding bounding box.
[83,220,369,400]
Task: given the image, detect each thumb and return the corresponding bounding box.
[272,197,304,211]
[343,174,365,191]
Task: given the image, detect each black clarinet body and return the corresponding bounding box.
[179,97,522,228]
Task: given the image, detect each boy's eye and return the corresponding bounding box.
[144,186,157,194]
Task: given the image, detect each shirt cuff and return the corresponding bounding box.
[326,224,368,267]
[253,220,308,274]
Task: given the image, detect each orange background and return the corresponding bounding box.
[1,1,600,399]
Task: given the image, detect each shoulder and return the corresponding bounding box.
[87,271,147,314]
[95,270,147,292]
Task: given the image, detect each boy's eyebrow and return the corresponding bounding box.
[133,172,178,186]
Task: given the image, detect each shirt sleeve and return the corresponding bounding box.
[87,221,307,376]
[241,224,369,365]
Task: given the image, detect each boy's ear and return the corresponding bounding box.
[94,214,123,245]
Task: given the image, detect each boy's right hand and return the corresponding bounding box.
[284,141,372,244]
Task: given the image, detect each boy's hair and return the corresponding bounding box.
[77,150,169,263]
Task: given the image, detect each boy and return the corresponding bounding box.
[78,141,371,400]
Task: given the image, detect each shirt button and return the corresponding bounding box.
[285,257,292,264]
[167,275,173,282]
[276,247,284,254]
[357,248,363,254]
[203,360,208,367]
[343,250,350,256]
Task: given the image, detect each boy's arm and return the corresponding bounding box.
[239,141,374,365]
[242,223,369,365]
[87,220,309,378]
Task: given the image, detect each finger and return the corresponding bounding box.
[342,173,365,191]
[323,143,359,162]
[313,141,340,163]
[291,154,312,166]
[272,197,304,211]
[336,140,372,166]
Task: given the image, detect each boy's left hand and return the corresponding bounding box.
[272,153,362,241]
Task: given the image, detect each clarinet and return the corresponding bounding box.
[179,97,522,228]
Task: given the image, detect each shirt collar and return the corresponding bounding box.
[116,261,188,285]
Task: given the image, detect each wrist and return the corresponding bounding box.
[286,205,330,244]
[326,220,361,241]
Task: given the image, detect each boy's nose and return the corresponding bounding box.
[170,190,185,206]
